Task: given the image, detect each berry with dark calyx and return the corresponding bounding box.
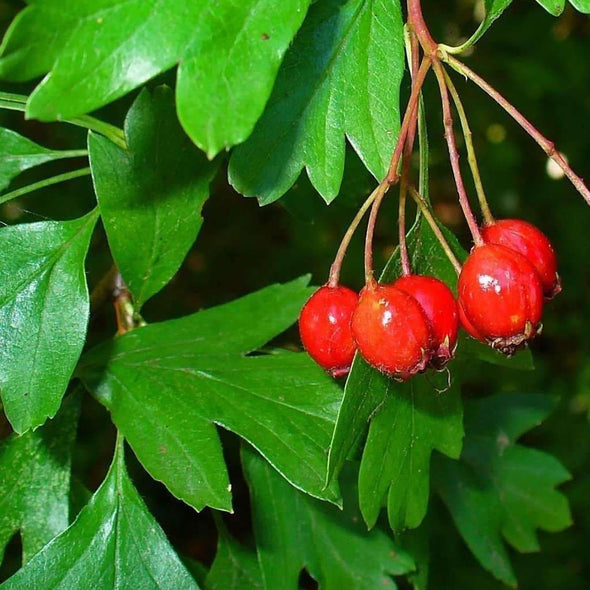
[481,218,560,299]
[351,282,432,380]
[299,285,358,378]
[458,244,544,356]
[394,275,459,369]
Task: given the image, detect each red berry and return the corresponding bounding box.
[299,285,358,377]
[351,283,432,380]
[458,244,544,355]
[481,219,560,299]
[394,275,459,369]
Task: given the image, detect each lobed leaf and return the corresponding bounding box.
[0,210,97,433]
[89,86,218,308]
[433,393,572,587]
[1,438,199,589]
[242,446,414,590]
[0,393,79,564]
[77,277,342,513]
[229,0,405,204]
[0,0,311,158]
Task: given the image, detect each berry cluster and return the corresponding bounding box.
[298,0,584,383]
[300,218,558,380]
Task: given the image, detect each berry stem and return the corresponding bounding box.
[328,184,384,287]
[365,54,428,285]
[398,29,422,277]
[409,186,462,275]
[385,57,432,184]
[443,54,590,207]
[442,68,495,225]
[432,60,484,245]
[363,181,390,286]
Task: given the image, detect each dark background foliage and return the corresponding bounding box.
[0,0,588,588]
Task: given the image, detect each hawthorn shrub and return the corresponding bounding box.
[0,0,588,589]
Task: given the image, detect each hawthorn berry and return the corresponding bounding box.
[394,275,459,368]
[481,219,560,299]
[299,285,358,377]
[351,282,432,380]
[458,244,544,355]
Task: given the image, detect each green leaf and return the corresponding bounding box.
[229,0,405,204]
[1,437,199,589]
[0,210,98,433]
[569,0,590,13]
[176,0,311,157]
[535,0,566,15]
[0,1,310,158]
[205,518,263,590]
[0,393,79,564]
[242,446,415,590]
[327,220,465,532]
[357,374,463,531]
[89,86,218,308]
[0,127,85,193]
[433,393,572,587]
[77,277,342,513]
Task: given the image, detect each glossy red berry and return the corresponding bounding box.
[394,275,459,368]
[351,282,432,380]
[299,285,358,377]
[458,244,544,355]
[481,218,560,299]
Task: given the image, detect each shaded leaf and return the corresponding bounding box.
[229,0,405,204]
[78,277,342,513]
[205,518,263,590]
[0,0,310,157]
[1,437,199,589]
[242,446,414,590]
[0,210,98,433]
[89,86,218,308]
[0,127,84,193]
[433,393,572,587]
[0,393,79,564]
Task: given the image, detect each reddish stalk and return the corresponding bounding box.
[406,0,437,55]
[328,184,385,287]
[432,60,484,245]
[398,32,422,277]
[442,68,495,226]
[364,56,430,285]
[386,57,432,184]
[444,54,590,207]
